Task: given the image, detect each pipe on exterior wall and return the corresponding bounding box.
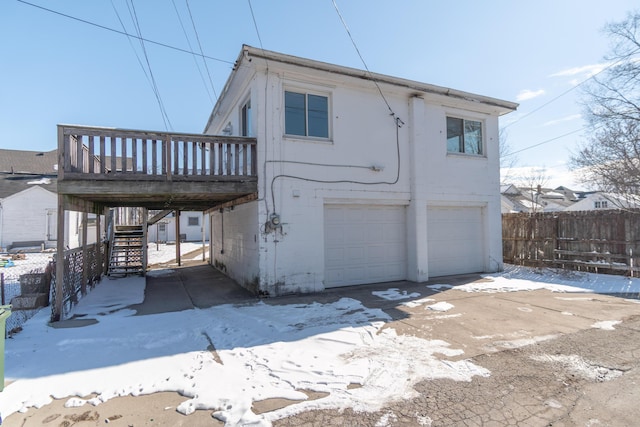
[0,202,3,250]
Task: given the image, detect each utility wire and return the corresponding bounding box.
[110,0,171,130]
[171,0,214,105]
[506,127,586,157]
[127,0,172,130]
[332,0,402,126]
[504,49,640,130]
[16,0,234,65]
[185,0,218,101]
[247,0,264,50]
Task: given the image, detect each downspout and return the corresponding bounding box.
[0,201,3,250]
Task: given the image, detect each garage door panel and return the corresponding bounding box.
[325,204,407,287]
[427,206,485,277]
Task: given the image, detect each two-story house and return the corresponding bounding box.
[203,46,517,295]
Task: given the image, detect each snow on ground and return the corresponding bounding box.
[372,288,420,301]
[147,242,208,265]
[2,264,639,425]
[1,278,488,426]
[459,264,640,296]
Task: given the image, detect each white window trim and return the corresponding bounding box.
[443,109,489,159]
[239,94,253,137]
[283,84,333,143]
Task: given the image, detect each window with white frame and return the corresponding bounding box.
[594,200,608,209]
[188,216,199,226]
[284,90,329,138]
[241,99,252,137]
[446,116,483,155]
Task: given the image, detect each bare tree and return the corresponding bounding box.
[499,128,519,184]
[571,11,640,199]
[517,167,550,213]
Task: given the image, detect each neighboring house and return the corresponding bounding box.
[501,185,576,213]
[204,45,517,295]
[147,211,210,243]
[0,148,94,251]
[564,191,640,211]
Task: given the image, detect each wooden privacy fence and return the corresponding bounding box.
[502,209,640,275]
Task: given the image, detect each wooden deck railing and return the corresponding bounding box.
[58,125,257,181]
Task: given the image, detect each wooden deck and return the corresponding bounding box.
[57,124,258,212]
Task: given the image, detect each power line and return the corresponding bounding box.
[110,0,171,130]
[247,0,264,50]
[171,0,215,105]
[127,0,173,130]
[16,0,234,65]
[505,127,585,157]
[185,0,218,101]
[504,49,640,129]
[331,0,402,127]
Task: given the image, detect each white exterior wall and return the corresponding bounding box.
[206,48,512,295]
[210,201,260,291]
[147,212,210,243]
[0,186,57,250]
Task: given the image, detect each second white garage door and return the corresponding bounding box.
[427,206,485,277]
[324,204,407,287]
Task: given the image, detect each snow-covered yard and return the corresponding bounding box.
[1,265,639,425]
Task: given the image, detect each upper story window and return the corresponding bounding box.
[285,90,329,138]
[594,200,608,209]
[241,99,252,137]
[446,116,483,155]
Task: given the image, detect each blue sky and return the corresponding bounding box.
[1,1,637,188]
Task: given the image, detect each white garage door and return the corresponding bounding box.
[324,204,406,287]
[427,206,485,277]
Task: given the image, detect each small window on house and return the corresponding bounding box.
[285,90,329,138]
[595,201,608,209]
[241,99,252,137]
[446,117,483,155]
[188,216,199,226]
[159,223,166,232]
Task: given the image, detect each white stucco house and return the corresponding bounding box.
[147,211,210,243]
[204,45,517,295]
[564,191,640,211]
[0,149,95,252]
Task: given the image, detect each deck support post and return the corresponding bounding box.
[175,210,181,266]
[81,212,88,295]
[54,194,65,322]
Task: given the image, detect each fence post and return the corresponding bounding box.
[1,273,4,305]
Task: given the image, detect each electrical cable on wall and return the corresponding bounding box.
[263,0,406,219]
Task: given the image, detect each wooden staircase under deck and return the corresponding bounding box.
[108,225,147,276]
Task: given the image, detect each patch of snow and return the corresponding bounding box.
[372,288,420,301]
[401,297,435,308]
[147,242,208,265]
[532,354,623,382]
[561,311,574,316]
[426,284,453,290]
[375,411,398,427]
[27,177,51,185]
[430,313,462,320]
[1,280,489,426]
[591,320,621,330]
[426,302,454,312]
[458,264,640,295]
[485,334,558,351]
